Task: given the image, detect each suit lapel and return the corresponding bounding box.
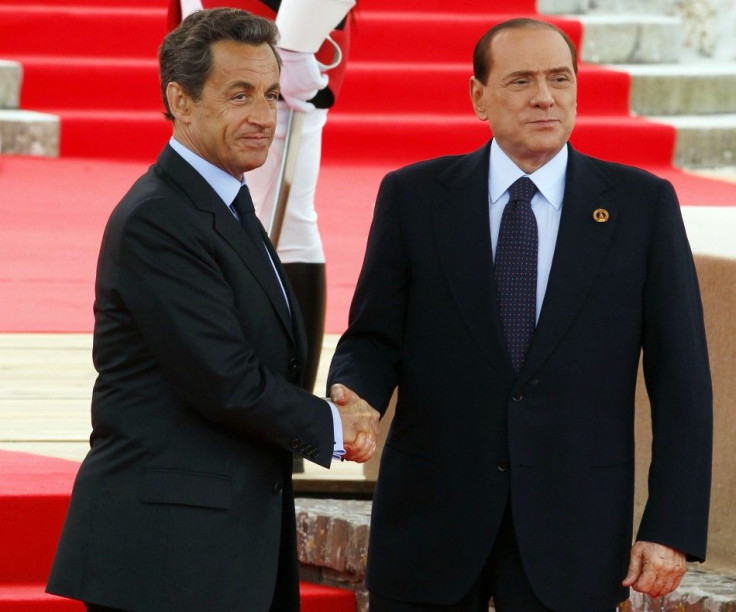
[156,145,295,341]
[521,147,618,382]
[434,143,516,383]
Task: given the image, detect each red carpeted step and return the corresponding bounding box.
[338,62,630,117]
[41,107,673,166]
[300,582,356,611]
[13,56,160,112]
[0,583,353,612]
[349,12,582,63]
[41,105,669,166]
[0,5,165,59]
[321,113,676,167]
[355,0,537,12]
[4,0,159,5]
[0,452,78,583]
[51,109,171,160]
[0,585,85,611]
[14,55,629,117]
[0,452,355,611]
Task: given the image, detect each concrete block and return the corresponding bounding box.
[622,63,736,115]
[0,110,59,157]
[579,15,683,63]
[0,60,22,110]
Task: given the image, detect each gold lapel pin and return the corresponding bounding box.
[592,208,609,223]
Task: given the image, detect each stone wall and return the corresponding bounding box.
[677,0,736,60]
[295,498,736,611]
[296,499,372,611]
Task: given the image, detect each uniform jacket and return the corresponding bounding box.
[328,142,713,611]
[47,145,334,611]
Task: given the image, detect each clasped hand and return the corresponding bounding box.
[330,383,380,463]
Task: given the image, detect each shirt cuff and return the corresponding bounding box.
[327,400,345,459]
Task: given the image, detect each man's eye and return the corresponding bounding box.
[266,91,280,102]
[233,93,248,102]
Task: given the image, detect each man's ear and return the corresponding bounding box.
[166,82,193,122]
[469,76,488,121]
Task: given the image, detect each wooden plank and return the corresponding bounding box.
[0,333,367,484]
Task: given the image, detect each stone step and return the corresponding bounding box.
[539,0,677,15]
[0,59,21,110]
[0,109,59,157]
[621,62,736,115]
[655,114,736,168]
[578,14,683,63]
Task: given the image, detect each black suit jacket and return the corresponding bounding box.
[47,145,334,611]
[328,142,712,610]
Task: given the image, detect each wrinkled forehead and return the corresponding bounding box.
[489,27,575,75]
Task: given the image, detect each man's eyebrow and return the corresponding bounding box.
[225,80,280,93]
[226,80,255,92]
[506,66,574,78]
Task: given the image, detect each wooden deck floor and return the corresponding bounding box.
[0,333,367,485]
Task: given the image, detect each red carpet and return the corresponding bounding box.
[1,154,735,334]
[0,156,387,333]
[0,450,356,611]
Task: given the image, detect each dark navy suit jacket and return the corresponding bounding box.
[328,142,712,610]
[47,145,334,611]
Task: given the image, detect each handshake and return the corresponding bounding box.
[330,383,381,463]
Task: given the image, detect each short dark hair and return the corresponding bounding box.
[472,18,578,85]
[159,8,282,121]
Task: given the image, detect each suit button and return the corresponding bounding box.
[272,482,283,496]
[512,391,524,402]
[288,358,299,371]
[497,460,510,472]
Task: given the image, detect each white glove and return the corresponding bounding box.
[277,48,329,113]
[180,0,203,18]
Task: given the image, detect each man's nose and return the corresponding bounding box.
[531,80,554,107]
[250,96,277,126]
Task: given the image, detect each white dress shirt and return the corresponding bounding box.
[488,140,567,321]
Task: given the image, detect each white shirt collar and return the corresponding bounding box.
[169,137,245,206]
[489,139,568,210]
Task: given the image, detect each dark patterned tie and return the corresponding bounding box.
[230,183,273,267]
[495,176,538,374]
[231,184,290,316]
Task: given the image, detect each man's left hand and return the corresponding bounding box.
[622,541,686,597]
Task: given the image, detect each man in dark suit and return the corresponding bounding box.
[328,18,712,612]
[46,9,378,612]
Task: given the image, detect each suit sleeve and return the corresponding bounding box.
[110,196,335,467]
[637,180,713,561]
[327,172,407,415]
